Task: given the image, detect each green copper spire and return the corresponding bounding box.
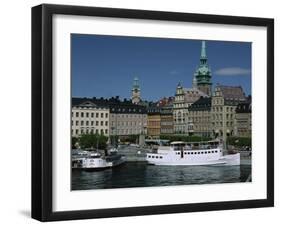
[132,77,140,91]
[194,41,212,85]
[193,41,212,95]
[201,41,207,59]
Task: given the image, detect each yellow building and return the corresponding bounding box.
[211,85,246,141]
[147,107,161,137]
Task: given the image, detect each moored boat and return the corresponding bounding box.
[72,149,126,170]
[146,141,240,166]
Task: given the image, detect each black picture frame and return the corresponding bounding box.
[32,3,274,222]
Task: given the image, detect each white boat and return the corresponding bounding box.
[146,141,240,166]
[72,149,126,170]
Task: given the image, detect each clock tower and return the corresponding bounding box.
[131,77,141,104]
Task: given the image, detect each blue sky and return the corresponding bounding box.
[71,34,251,101]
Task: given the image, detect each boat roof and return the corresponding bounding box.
[170,140,220,145]
[170,141,186,145]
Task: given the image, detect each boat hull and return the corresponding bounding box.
[79,156,126,171]
[146,149,240,166]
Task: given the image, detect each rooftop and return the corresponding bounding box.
[188,96,212,111]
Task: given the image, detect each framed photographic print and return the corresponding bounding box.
[32,4,274,221]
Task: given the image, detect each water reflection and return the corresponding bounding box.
[72,162,251,190]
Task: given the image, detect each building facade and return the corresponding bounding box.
[72,97,147,137]
[234,101,252,137]
[109,102,147,136]
[160,104,174,135]
[173,41,211,134]
[173,83,207,134]
[147,106,161,137]
[71,99,110,137]
[211,85,246,141]
[188,97,212,137]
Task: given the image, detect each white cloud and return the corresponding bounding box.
[215,67,251,76]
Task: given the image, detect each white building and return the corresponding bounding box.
[71,99,110,137]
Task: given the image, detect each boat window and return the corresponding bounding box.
[205,151,207,154]
[201,152,204,154]
[184,152,187,154]
[215,151,218,153]
[148,155,151,158]
[152,156,155,158]
[211,151,214,153]
[208,151,211,153]
[156,156,158,159]
[160,156,163,159]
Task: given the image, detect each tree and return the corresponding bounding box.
[227,136,251,148]
[71,137,79,149]
[79,134,108,150]
[159,134,211,143]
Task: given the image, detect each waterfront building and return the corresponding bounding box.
[147,106,161,137]
[131,77,141,104]
[211,85,246,141]
[71,98,110,137]
[188,96,212,137]
[194,41,212,96]
[173,83,207,134]
[160,104,174,135]
[72,97,147,137]
[109,99,147,136]
[173,41,211,134]
[234,101,252,137]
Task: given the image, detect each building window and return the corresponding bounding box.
[81,121,84,126]
[101,113,104,118]
[91,113,94,117]
[91,121,94,126]
[105,113,108,118]
[105,129,108,134]
[86,113,89,117]
[76,112,79,117]
[96,113,99,118]
[81,112,84,117]
[101,121,104,126]
[96,121,99,126]
[105,121,108,126]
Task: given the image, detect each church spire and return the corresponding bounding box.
[201,40,207,59]
[194,40,212,96]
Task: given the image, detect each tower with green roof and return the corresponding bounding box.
[131,77,141,104]
[193,41,212,96]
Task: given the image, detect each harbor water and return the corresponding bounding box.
[72,161,251,190]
